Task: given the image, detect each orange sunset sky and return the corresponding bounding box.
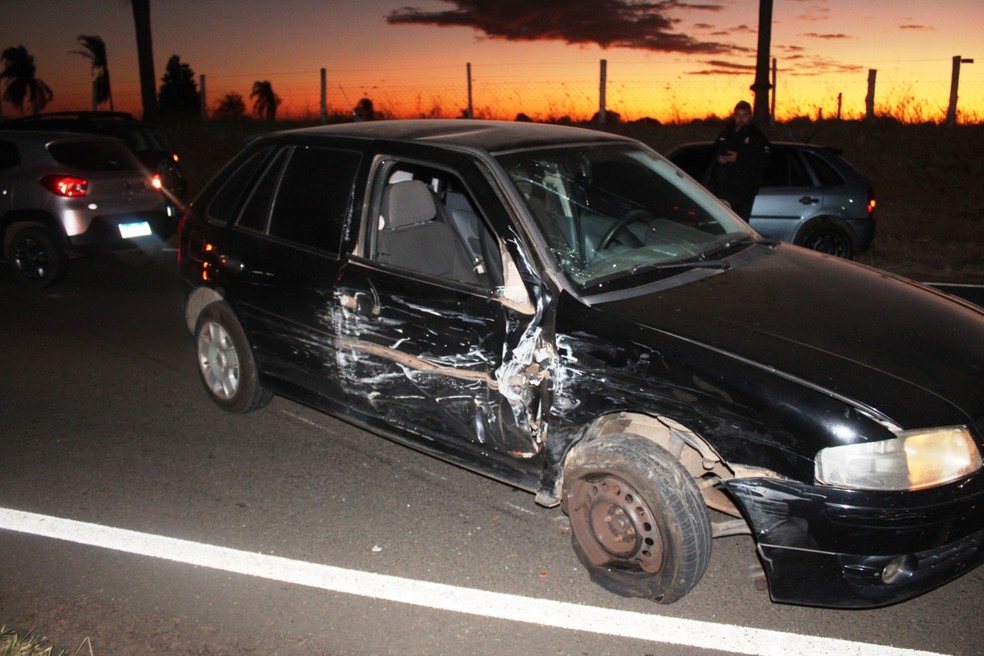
[3,0,983,123]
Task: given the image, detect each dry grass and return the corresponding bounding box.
[0,626,92,656]
[161,117,984,283]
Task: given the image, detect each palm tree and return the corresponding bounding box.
[250,80,281,121]
[131,0,157,121]
[72,35,112,110]
[213,91,246,120]
[0,45,54,114]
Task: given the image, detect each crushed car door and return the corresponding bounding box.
[333,157,551,484]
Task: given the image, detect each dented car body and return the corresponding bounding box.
[177,120,984,608]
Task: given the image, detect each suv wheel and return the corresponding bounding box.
[563,434,711,604]
[7,227,67,288]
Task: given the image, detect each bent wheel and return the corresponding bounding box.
[194,302,272,413]
[563,434,711,604]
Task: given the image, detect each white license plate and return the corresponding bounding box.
[119,221,152,238]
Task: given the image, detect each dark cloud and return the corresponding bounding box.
[900,24,934,31]
[800,32,851,40]
[386,0,739,54]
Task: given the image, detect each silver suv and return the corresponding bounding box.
[0,131,176,286]
[667,141,876,259]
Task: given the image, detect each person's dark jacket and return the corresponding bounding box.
[707,124,771,221]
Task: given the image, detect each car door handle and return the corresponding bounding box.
[798,196,820,205]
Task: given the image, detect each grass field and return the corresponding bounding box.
[162,117,984,283]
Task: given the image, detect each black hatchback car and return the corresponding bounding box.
[178,120,984,608]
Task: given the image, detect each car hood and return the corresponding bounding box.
[595,246,984,430]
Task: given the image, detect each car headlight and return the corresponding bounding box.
[815,425,982,491]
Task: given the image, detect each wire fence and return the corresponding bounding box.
[21,59,984,125]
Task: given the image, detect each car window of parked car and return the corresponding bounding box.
[0,140,19,170]
[762,147,812,188]
[803,151,845,186]
[206,145,276,225]
[48,141,137,172]
[267,146,361,255]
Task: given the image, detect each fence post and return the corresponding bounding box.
[598,59,607,124]
[92,79,98,111]
[199,74,207,120]
[947,55,974,126]
[466,63,473,119]
[321,68,328,124]
[865,69,876,122]
[770,58,776,123]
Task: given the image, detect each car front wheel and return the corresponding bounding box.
[7,226,67,288]
[563,434,711,604]
[194,302,272,413]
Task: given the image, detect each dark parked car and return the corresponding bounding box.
[1,131,176,286]
[667,141,875,258]
[1,111,188,203]
[177,120,984,608]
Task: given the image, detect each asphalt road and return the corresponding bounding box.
[1,252,982,656]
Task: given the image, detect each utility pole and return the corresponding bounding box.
[751,0,774,123]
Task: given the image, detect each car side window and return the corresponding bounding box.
[804,151,845,186]
[267,146,361,255]
[763,148,812,187]
[206,146,276,225]
[236,149,288,232]
[0,140,19,170]
[371,163,498,288]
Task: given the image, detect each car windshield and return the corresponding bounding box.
[495,143,755,292]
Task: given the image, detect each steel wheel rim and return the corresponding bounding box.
[570,474,664,573]
[198,320,240,399]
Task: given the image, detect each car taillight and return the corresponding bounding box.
[151,173,163,190]
[40,174,88,197]
[867,188,876,215]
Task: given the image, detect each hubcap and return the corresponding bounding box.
[570,475,664,573]
[198,320,240,399]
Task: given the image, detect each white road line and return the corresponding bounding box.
[0,507,948,656]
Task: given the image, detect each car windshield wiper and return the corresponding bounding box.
[630,259,732,276]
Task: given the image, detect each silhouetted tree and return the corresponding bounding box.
[0,45,53,114]
[250,80,280,121]
[131,0,156,121]
[158,54,199,117]
[213,91,246,120]
[72,35,112,110]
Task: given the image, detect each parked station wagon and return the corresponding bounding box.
[177,120,984,608]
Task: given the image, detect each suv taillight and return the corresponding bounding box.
[40,174,88,197]
[867,188,876,215]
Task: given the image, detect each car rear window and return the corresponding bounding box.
[48,141,137,172]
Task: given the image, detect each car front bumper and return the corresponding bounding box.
[725,475,984,608]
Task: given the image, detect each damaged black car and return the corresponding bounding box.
[177,120,984,608]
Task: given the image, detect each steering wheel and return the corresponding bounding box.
[596,209,655,252]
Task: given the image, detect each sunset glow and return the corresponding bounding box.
[3,0,982,123]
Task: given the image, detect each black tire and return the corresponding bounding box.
[563,434,711,604]
[194,302,272,413]
[7,227,67,288]
[797,221,855,259]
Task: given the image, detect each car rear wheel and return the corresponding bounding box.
[7,227,67,288]
[194,302,272,413]
[797,221,855,259]
[563,434,711,604]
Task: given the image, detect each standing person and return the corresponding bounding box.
[707,100,771,221]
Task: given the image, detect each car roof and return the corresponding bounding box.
[0,129,129,145]
[1,111,148,127]
[272,119,634,154]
